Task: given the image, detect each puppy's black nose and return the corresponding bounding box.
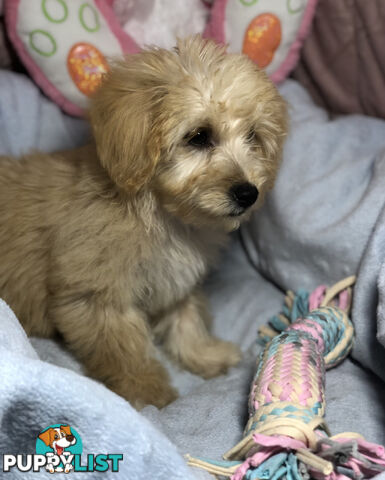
[230,183,259,209]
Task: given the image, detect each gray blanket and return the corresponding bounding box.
[0,71,385,479]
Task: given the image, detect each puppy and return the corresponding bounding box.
[38,425,76,473]
[0,36,287,409]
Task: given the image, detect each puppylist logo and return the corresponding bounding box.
[3,424,123,474]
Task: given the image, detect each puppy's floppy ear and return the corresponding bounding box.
[61,425,72,436]
[255,82,288,189]
[38,429,53,446]
[89,53,168,193]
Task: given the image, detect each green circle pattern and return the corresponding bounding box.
[42,0,68,23]
[287,0,304,14]
[239,0,259,5]
[29,30,57,57]
[79,3,100,32]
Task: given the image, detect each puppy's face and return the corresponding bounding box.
[38,425,76,453]
[90,36,287,230]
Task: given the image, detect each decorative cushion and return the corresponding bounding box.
[204,0,319,83]
[5,0,138,116]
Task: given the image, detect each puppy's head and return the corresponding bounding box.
[38,425,76,451]
[90,36,287,230]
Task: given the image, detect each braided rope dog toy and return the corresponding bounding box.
[187,276,385,480]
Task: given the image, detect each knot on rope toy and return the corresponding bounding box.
[187,276,385,480]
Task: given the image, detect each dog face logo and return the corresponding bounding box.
[37,424,81,474]
[38,425,76,456]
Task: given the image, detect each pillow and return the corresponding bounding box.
[204,0,319,83]
[4,0,139,116]
[292,0,385,119]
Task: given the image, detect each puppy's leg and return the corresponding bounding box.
[50,297,177,409]
[154,291,241,378]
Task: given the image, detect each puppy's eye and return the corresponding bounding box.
[187,128,213,149]
[62,432,66,437]
[54,434,59,440]
[246,129,258,144]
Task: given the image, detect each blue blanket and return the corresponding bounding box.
[1,71,385,480]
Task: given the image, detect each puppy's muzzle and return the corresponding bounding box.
[230,183,259,212]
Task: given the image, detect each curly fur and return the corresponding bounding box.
[0,36,287,409]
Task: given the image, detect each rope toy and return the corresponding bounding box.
[187,276,385,480]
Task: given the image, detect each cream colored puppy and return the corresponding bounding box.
[0,36,287,409]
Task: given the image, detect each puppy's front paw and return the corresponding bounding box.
[131,380,178,411]
[64,463,73,474]
[112,362,178,410]
[185,339,242,379]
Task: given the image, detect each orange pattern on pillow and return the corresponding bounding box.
[67,42,109,96]
[242,13,281,68]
